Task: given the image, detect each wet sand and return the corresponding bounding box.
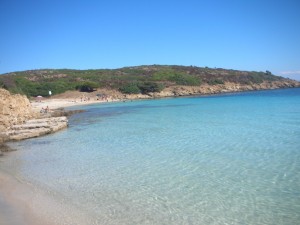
[0,193,27,225]
[0,170,96,225]
[0,171,43,225]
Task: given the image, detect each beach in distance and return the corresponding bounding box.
[1,88,300,225]
[27,78,300,112]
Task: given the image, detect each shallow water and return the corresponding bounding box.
[2,88,300,224]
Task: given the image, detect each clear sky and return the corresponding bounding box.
[0,0,299,79]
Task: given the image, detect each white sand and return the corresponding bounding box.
[30,97,120,112]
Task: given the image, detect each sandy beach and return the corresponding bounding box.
[30,98,117,112]
[1,92,114,225]
[28,89,128,113]
[0,91,124,225]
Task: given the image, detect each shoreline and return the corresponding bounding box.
[1,86,300,225]
[30,84,300,112]
[2,85,300,149]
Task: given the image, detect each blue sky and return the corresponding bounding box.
[0,0,299,79]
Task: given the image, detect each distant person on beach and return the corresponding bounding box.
[40,107,45,113]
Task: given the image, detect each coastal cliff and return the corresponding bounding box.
[118,80,300,100]
[48,79,300,102]
[152,80,300,97]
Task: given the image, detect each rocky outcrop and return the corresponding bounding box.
[49,108,85,117]
[4,117,68,141]
[128,80,300,99]
[0,143,14,153]
[0,89,68,148]
[0,88,36,132]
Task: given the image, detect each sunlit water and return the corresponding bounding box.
[1,88,300,224]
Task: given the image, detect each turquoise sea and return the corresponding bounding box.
[1,88,300,224]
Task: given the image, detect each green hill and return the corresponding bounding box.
[0,65,295,97]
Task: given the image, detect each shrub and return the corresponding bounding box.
[119,83,141,94]
[119,82,164,94]
[138,82,164,94]
[265,70,272,75]
[169,74,201,86]
[152,69,175,80]
[0,79,4,88]
[248,73,263,84]
[208,79,224,85]
[75,81,98,92]
[0,76,16,89]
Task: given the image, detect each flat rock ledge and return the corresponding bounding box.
[2,117,68,142]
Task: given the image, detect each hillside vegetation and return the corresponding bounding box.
[0,65,290,97]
